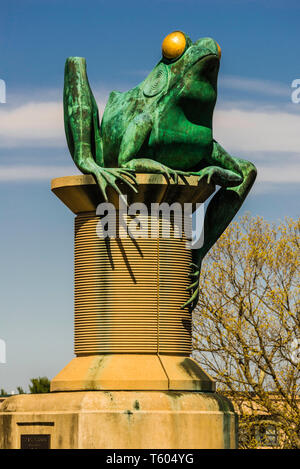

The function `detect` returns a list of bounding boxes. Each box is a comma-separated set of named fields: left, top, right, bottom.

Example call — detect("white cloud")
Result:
left=0, top=97, right=106, bottom=148
left=0, top=101, right=65, bottom=147
left=214, top=108, right=300, bottom=153
left=220, top=75, right=289, bottom=98
left=0, top=165, right=80, bottom=181
left=257, top=164, right=300, bottom=183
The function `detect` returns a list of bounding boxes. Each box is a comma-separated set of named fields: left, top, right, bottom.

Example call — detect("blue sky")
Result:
left=0, top=0, right=299, bottom=391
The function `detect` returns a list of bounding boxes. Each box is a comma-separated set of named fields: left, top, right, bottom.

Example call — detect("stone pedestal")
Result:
left=0, top=391, right=237, bottom=449
left=0, top=173, right=238, bottom=449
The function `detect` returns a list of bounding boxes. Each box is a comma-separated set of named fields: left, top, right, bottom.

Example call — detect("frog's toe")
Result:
left=118, top=167, right=136, bottom=176
left=121, top=178, right=139, bottom=194
left=197, top=172, right=209, bottom=185
left=115, top=170, right=139, bottom=192
left=93, top=172, right=109, bottom=202
left=186, top=280, right=198, bottom=291
left=181, top=288, right=199, bottom=309
left=106, top=168, right=139, bottom=194
left=162, top=167, right=179, bottom=184
left=118, top=168, right=138, bottom=182
left=101, top=171, right=123, bottom=198
left=119, top=167, right=137, bottom=178
left=161, top=168, right=172, bottom=184
left=171, top=171, right=179, bottom=184
left=188, top=271, right=200, bottom=278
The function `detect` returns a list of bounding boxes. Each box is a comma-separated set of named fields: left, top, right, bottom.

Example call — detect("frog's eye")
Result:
left=162, top=31, right=186, bottom=60
left=216, top=42, right=221, bottom=59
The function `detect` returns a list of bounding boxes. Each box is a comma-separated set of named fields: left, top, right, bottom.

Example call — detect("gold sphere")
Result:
left=162, top=31, right=186, bottom=59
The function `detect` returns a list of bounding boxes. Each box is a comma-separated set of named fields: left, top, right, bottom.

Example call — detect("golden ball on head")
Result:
left=162, top=31, right=186, bottom=59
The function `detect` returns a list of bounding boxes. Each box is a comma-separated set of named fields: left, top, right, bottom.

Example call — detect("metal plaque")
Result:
left=20, top=434, right=50, bottom=449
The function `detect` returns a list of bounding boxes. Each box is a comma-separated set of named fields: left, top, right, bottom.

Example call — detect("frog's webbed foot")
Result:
left=177, top=166, right=243, bottom=187
left=122, top=158, right=179, bottom=184
left=181, top=262, right=200, bottom=310
left=85, top=163, right=138, bottom=202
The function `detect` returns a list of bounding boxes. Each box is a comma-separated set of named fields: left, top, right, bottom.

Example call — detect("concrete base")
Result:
left=0, top=391, right=237, bottom=449
left=50, top=355, right=215, bottom=392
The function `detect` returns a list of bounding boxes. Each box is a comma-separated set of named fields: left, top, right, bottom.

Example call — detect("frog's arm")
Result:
left=182, top=140, right=257, bottom=309
left=118, top=114, right=178, bottom=182
left=64, top=57, right=103, bottom=169
left=64, top=57, right=137, bottom=200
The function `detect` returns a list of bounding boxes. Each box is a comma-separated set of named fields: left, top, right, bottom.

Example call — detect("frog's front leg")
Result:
left=64, top=57, right=137, bottom=201
left=118, top=114, right=178, bottom=182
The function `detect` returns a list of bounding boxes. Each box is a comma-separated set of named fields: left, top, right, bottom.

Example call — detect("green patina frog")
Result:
left=63, top=31, right=257, bottom=308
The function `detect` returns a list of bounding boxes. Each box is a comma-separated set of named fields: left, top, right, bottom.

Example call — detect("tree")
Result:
left=193, top=214, right=299, bottom=449
left=17, top=386, right=25, bottom=394
left=0, top=389, right=9, bottom=397
left=29, top=377, right=50, bottom=394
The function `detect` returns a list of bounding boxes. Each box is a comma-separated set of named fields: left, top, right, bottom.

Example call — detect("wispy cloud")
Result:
left=0, top=96, right=106, bottom=148
left=257, top=164, right=300, bottom=183
left=220, top=75, right=290, bottom=98
left=0, top=165, right=80, bottom=181
left=0, top=102, right=65, bottom=147
left=214, top=107, right=300, bottom=153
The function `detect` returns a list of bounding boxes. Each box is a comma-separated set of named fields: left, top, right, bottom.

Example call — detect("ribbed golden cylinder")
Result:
left=74, top=211, right=192, bottom=355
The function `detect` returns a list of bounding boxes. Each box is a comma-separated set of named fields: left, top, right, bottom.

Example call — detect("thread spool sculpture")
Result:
left=50, top=173, right=216, bottom=391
